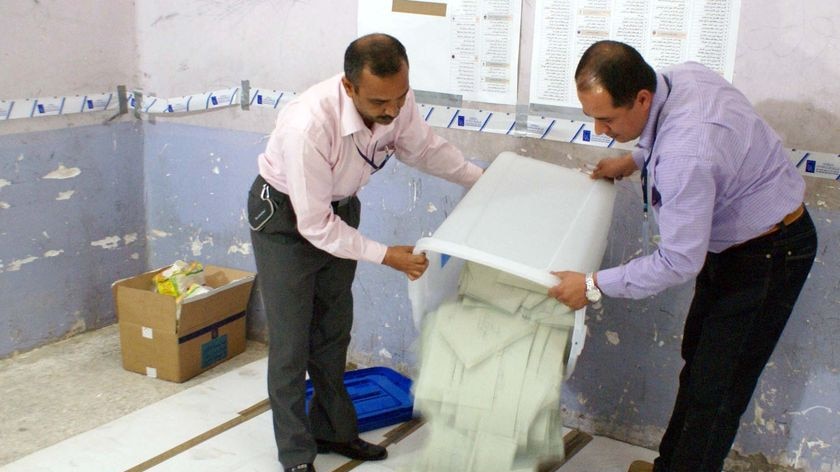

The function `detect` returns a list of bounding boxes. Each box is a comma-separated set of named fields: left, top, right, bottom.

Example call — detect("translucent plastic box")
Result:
left=409, top=151, right=616, bottom=377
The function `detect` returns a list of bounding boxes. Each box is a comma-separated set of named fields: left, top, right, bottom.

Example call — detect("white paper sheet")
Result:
left=530, top=0, right=742, bottom=108
left=358, top=0, right=522, bottom=105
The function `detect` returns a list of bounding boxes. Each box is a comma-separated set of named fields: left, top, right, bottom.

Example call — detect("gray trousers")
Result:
left=248, top=175, right=360, bottom=467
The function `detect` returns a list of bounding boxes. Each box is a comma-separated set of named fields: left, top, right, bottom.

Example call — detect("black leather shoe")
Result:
left=284, top=464, right=315, bottom=472
left=315, top=437, right=387, bottom=461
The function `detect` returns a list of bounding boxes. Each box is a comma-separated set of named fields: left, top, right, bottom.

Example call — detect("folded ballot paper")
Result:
left=407, top=152, right=616, bottom=471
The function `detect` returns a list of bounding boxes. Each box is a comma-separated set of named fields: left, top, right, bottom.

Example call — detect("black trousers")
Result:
left=248, top=175, right=361, bottom=467
left=654, top=209, right=817, bottom=472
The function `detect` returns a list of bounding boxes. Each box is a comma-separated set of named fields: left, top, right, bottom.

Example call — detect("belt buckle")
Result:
left=782, top=204, right=804, bottom=227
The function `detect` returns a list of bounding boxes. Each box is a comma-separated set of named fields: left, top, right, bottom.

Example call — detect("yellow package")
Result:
left=153, top=260, right=205, bottom=298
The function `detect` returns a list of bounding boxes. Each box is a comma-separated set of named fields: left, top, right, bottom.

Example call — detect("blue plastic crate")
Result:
left=305, top=366, right=414, bottom=432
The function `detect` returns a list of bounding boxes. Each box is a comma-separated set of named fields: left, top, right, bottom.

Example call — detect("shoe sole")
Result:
left=315, top=443, right=387, bottom=460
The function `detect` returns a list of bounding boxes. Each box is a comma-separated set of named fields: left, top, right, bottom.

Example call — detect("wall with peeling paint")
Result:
left=136, top=121, right=840, bottom=470
left=0, top=123, right=146, bottom=356
left=142, top=123, right=260, bottom=269
left=2, top=0, right=840, bottom=470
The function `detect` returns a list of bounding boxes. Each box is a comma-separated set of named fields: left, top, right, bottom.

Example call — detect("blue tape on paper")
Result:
left=447, top=109, right=460, bottom=128
left=540, top=119, right=556, bottom=139
left=479, top=112, right=492, bottom=131
left=3, top=85, right=838, bottom=182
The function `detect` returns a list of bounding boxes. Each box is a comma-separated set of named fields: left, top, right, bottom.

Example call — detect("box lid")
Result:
left=306, top=367, right=413, bottom=433
left=414, top=151, right=616, bottom=288
left=408, top=151, right=617, bottom=378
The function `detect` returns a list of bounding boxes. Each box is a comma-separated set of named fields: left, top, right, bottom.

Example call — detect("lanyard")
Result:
left=353, top=136, right=394, bottom=174
left=640, top=150, right=653, bottom=255
left=637, top=74, right=670, bottom=256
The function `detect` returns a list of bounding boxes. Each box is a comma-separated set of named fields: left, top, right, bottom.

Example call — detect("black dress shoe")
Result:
left=315, top=437, right=387, bottom=461
left=284, top=464, right=315, bottom=472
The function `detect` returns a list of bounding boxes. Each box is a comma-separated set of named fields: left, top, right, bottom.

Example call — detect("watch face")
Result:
left=586, top=289, right=602, bottom=303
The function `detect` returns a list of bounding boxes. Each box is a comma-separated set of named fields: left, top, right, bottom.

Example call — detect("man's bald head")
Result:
left=575, top=40, right=656, bottom=108
left=344, top=33, right=409, bottom=88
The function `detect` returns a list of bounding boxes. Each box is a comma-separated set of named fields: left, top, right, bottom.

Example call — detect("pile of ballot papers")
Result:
left=410, top=261, right=574, bottom=471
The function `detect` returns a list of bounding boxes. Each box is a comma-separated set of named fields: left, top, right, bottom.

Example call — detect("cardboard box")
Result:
left=112, top=264, right=255, bottom=382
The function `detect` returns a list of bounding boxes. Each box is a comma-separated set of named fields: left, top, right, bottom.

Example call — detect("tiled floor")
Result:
left=1, top=352, right=657, bottom=472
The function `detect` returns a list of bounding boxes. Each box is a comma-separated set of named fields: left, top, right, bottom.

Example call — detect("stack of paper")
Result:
left=409, top=262, right=573, bottom=472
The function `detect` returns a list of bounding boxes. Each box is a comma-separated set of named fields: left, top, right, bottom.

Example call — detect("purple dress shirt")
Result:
left=597, top=62, right=805, bottom=299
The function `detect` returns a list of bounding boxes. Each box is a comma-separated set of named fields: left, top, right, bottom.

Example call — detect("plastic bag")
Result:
left=153, top=260, right=205, bottom=298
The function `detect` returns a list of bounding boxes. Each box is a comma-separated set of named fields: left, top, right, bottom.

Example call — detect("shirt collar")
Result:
left=338, top=75, right=402, bottom=139
left=637, top=72, right=670, bottom=150
left=338, top=75, right=368, bottom=138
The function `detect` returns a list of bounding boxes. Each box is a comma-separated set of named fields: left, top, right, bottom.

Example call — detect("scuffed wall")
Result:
left=0, top=123, right=145, bottom=356
left=141, top=123, right=260, bottom=269
left=1, top=0, right=839, bottom=470
left=137, top=120, right=839, bottom=470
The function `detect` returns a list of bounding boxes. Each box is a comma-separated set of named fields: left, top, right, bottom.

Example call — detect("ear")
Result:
left=636, top=89, right=653, bottom=111
left=341, top=75, right=355, bottom=97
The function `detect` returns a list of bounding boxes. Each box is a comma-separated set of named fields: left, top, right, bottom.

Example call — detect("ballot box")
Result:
left=407, top=151, right=616, bottom=471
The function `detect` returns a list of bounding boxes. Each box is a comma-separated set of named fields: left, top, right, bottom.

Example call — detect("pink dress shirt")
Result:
left=257, top=73, right=483, bottom=264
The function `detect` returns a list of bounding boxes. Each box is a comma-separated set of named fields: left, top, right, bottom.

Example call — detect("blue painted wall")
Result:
left=140, top=122, right=468, bottom=357
left=2, top=119, right=838, bottom=469
left=0, top=123, right=145, bottom=356
left=142, top=122, right=840, bottom=468
left=142, top=123, right=260, bottom=269
left=141, top=123, right=264, bottom=339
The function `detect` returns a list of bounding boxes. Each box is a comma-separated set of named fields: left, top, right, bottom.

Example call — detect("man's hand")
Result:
left=383, top=246, right=429, bottom=280
left=591, top=153, right=638, bottom=181
left=548, top=271, right=588, bottom=310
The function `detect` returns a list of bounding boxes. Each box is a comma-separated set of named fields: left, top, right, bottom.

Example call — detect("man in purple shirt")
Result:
left=549, top=41, right=817, bottom=472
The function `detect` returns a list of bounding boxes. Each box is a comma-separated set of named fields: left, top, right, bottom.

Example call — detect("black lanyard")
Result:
left=641, top=150, right=653, bottom=215
left=640, top=75, right=670, bottom=216
left=638, top=76, right=669, bottom=254
left=353, top=137, right=394, bottom=174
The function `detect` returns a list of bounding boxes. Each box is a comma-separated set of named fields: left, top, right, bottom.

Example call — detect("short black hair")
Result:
left=344, top=33, right=409, bottom=87
left=575, top=40, right=657, bottom=108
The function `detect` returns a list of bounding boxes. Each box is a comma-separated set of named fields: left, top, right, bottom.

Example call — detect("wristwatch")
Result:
left=585, top=272, right=602, bottom=308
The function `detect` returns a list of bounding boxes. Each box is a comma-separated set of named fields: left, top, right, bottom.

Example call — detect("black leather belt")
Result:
left=256, top=174, right=353, bottom=209
left=332, top=195, right=354, bottom=208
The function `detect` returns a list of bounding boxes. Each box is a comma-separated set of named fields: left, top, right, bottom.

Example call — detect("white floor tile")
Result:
left=1, top=356, right=656, bottom=472
left=0, top=357, right=268, bottom=472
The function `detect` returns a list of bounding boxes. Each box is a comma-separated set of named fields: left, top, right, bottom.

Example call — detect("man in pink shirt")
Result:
left=247, top=33, right=483, bottom=472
